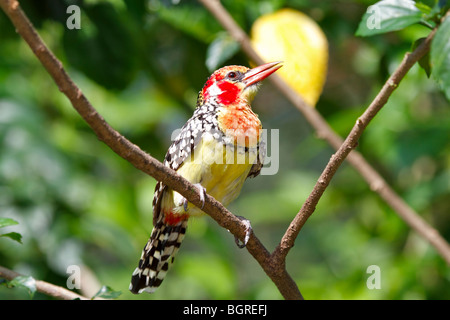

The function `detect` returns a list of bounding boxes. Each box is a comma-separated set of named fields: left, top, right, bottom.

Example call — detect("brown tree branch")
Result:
left=199, top=0, right=450, bottom=265
left=0, top=265, right=90, bottom=300
left=0, top=0, right=302, bottom=299
left=3, top=0, right=449, bottom=302
left=275, top=32, right=438, bottom=260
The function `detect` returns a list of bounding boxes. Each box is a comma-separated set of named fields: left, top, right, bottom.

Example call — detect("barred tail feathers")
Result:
left=129, top=216, right=188, bottom=294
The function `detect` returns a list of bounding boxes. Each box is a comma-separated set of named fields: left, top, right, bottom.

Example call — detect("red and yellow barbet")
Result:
left=129, top=62, right=282, bottom=294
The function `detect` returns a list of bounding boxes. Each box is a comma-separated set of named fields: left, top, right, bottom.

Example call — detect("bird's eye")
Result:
left=227, top=71, right=237, bottom=79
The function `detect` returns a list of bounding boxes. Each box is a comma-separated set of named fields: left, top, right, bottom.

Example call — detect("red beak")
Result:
left=243, top=61, right=283, bottom=87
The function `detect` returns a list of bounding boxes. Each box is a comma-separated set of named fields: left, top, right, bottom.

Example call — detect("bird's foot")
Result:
left=234, top=216, right=252, bottom=249
left=183, top=183, right=206, bottom=212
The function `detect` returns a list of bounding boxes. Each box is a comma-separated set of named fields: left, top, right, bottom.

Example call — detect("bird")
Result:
left=129, top=61, right=282, bottom=294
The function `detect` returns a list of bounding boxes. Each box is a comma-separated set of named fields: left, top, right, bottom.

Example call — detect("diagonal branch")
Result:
left=0, top=265, right=90, bottom=300
left=0, top=0, right=302, bottom=299
left=275, top=31, right=439, bottom=260
left=199, top=0, right=450, bottom=265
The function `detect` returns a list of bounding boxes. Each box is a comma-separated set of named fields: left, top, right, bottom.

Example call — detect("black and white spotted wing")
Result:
left=152, top=104, right=219, bottom=225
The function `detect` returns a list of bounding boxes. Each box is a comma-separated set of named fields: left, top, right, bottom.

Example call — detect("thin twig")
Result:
left=0, top=265, right=90, bottom=300
left=0, top=0, right=302, bottom=299
left=199, top=0, right=450, bottom=265
left=275, top=33, right=439, bottom=260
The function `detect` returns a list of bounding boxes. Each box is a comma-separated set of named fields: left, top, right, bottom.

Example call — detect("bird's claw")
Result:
left=183, top=183, right=206, bottom=212
left=234, top=216, right=252, bottom=249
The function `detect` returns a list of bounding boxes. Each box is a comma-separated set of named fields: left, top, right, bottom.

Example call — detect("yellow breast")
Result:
left=164, top=132, right=259, bottom=217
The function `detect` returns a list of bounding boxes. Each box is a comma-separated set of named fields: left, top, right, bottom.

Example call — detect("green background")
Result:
left=0, top=0, right=449, bottom=299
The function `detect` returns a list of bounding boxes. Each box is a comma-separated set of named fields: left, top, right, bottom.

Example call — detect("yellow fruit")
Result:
left=251, top=9, right=328, bottom=106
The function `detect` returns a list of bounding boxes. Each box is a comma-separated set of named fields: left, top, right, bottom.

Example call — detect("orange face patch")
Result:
left=218, top=106, right=262, bottom=147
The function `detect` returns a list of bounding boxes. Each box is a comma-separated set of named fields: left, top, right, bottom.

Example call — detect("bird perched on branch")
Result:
left=129, top=61, right=282, bottom=294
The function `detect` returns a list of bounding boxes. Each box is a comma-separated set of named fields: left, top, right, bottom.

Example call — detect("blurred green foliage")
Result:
left=0, top=0, right=449, bottom=300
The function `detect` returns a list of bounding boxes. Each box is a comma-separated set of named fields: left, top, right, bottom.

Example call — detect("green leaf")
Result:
left=356, top=0, right=423, bottom=37
left=8, top=276, right=37, bottom=298
left=157, top=3, right=221, bottom=43
left=0, top=217, right=19, bottom=228
left=0, top=232, right=23, bottom=244
left=206, top=32, right=240, bottom=72
left=431, top=15, right=450, bottom=100
left=91, top=285, right=122, bottom=299
left=415, top=2, right=432, bottom=15
left=0, top=218, right=22, bottom=243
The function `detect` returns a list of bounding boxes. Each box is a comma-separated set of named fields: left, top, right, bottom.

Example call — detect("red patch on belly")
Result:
left=163, top=211, right=189, bottom=226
